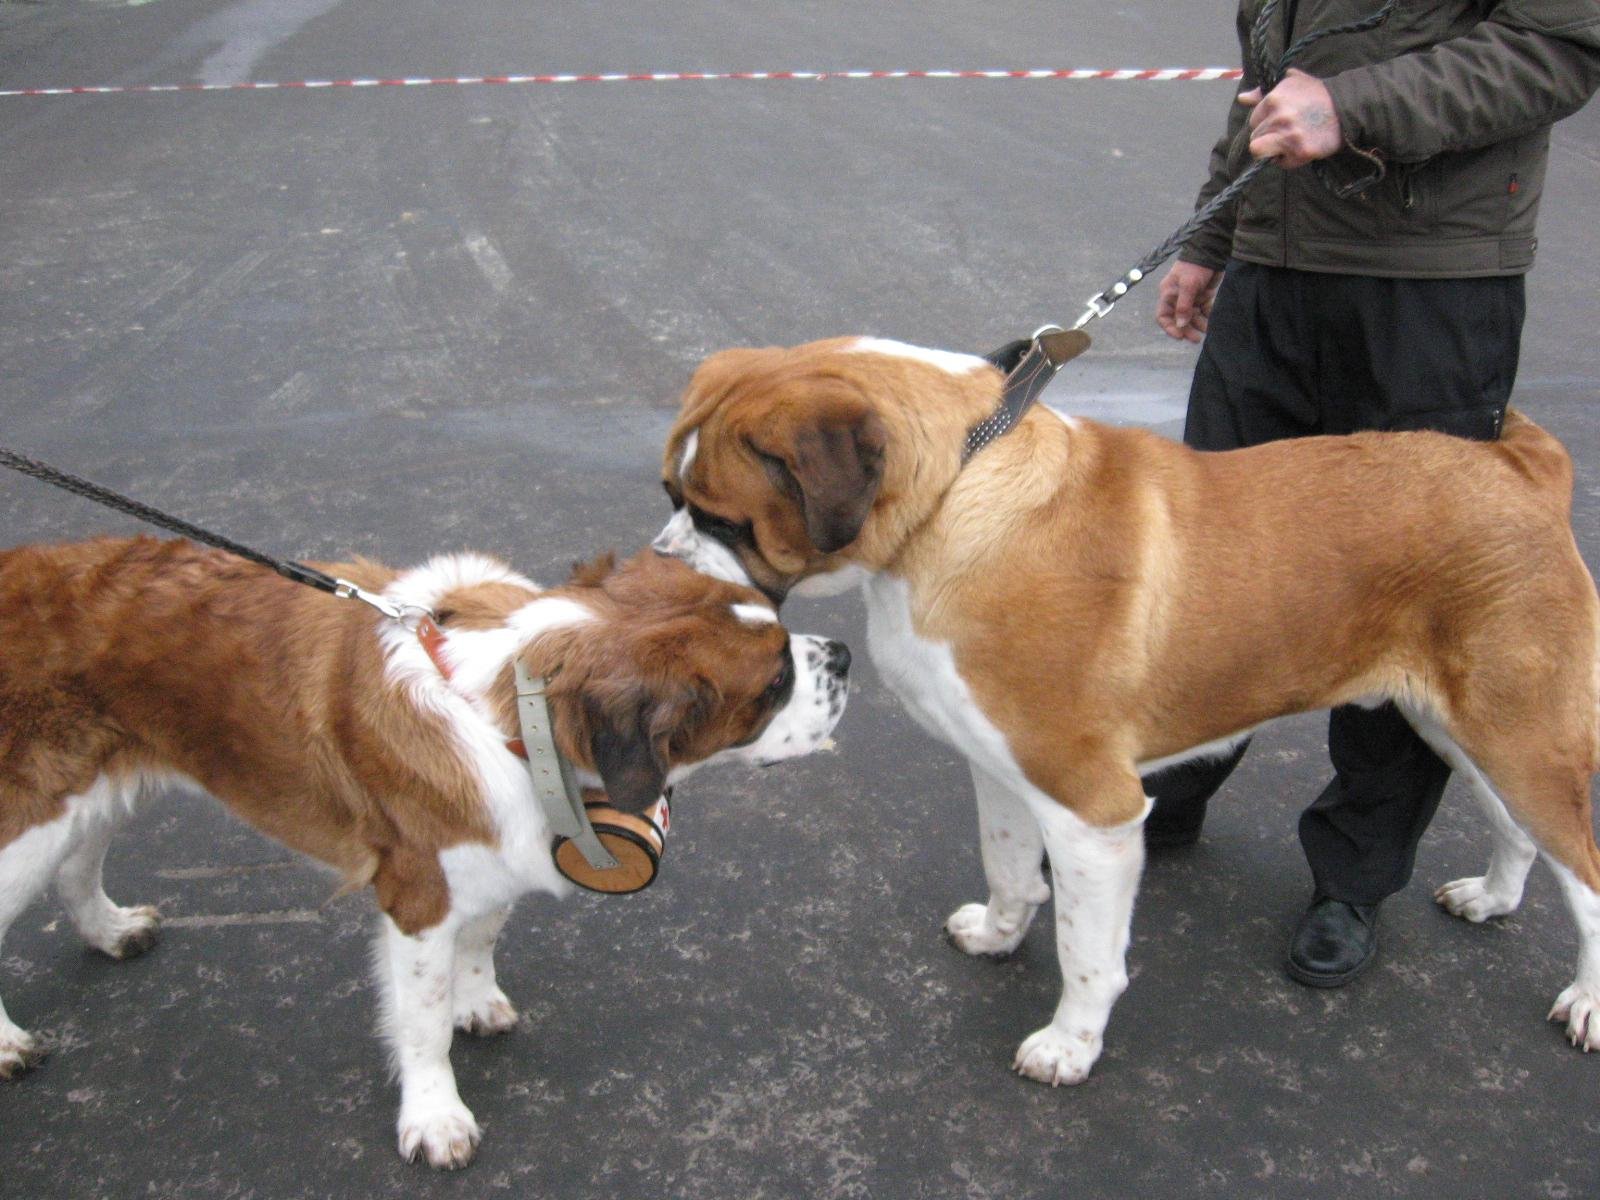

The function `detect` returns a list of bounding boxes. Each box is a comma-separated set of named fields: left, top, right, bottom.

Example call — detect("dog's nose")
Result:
left=824, top=640, right=851, bottom=675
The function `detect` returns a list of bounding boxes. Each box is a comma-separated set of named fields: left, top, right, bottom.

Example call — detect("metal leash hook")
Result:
left=332, top=579, right=435, bottom=629
left=1069, top=270, right=1143, bottom=331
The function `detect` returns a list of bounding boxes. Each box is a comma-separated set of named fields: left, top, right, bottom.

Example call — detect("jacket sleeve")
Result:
left=1180, top=5, right=1259, bottom=270
left=1323, top=1, right=1600, bottom=163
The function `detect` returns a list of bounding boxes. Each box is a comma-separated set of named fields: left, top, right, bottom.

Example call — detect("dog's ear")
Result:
left=584, top=685, right=708, bottom=813
left=566, top=552, right=618, bottom=588
left=752, top=408, right=886, bottom=553
left=588, top=704, right=668, bottom=819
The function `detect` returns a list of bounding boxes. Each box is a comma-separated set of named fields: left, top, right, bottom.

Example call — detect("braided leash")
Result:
left=1068, top=0, right=1397, bottom=330
left=0, top=445, right=423, bottom=622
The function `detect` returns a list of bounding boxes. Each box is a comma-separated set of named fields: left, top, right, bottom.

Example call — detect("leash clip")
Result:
left=333, top=578, right=433, bottom=629
left=1071, top=266, right=1145, bottom=331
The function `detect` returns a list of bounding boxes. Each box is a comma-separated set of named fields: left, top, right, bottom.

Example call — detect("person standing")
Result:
left=1148, top=0, right=1600, bottom=986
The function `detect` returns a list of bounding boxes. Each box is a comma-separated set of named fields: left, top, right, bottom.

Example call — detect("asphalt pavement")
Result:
left=2, top=3, right=1599, bottom=1198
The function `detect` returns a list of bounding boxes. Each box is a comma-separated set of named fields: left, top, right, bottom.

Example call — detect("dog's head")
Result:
left=538, top=550, right=850, bottom=813
left=651, top=340, right=895, bottom=604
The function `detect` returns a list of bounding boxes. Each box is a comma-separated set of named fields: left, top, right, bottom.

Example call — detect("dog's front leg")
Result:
left=1012, top=786, right=1148, bottom=1087
left=380, top=914, right=481, bottom=1169
left=946, top=765, right=1050, bottom=957
left=452, top=905, right=518, bottom=1036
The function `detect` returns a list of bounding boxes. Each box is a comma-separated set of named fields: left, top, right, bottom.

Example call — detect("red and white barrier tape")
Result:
left=0, top=67, right=1243, bottom=100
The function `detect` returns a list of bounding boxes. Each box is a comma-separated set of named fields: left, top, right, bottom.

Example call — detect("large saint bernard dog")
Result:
left=653, top=334, right=1600, bottom=1086
left=0, top=539, right=849, bottom=1167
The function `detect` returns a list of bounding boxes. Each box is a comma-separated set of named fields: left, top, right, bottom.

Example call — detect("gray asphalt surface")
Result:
left=2, top=3, right=1599, bottom=1198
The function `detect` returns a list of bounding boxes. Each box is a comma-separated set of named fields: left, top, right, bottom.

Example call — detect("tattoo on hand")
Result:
left=1304, top=107, right=1332, bottom=128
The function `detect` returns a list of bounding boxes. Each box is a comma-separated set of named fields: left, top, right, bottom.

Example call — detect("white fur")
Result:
left=450, top=905, right=517, bottom=1035
left=1409, top=707, right=1540, bottom=923
left=438, top=597, right=596, bottom=698
left=846, top=337, right=988, bottom=376
left=732, top=602, right=778, bottom=625
left=378, top=912, right=480, bottom=1168
left=377, top=559, right=591, bottom=906
left=652, top=507, right=749, bottom=587
left=945, top=764, right=1050, bottom=958
left=1546, top=859, right=1600, bottom=1051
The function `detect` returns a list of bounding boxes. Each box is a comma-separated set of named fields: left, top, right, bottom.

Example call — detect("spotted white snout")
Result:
left=717, top=634, right=850, bottom=770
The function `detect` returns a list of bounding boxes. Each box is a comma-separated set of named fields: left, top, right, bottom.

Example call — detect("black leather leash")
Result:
left=965, top=0, right=1397, bottom=458
left=0, top=444, right=422, bottom=622
left=1064, top=0, right=1397, bottom=333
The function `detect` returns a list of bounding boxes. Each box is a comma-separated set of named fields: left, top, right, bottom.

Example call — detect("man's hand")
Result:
left=1240, top=68, right=1342, bottom=169
left=1156, top=262, right=1222, bottom=343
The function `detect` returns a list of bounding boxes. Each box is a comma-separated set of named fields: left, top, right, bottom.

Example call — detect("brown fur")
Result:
left=663, top=341, right=1600, bottom=886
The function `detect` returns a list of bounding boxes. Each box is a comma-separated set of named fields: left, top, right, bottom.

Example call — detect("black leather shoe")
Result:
left=1286, top=897, right=1379, bottom=988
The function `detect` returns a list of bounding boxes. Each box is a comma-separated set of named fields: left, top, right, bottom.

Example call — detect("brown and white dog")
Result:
left=0, top=537, right=849, bottom=1167
left=653, top=334, right=1600, bottom=1086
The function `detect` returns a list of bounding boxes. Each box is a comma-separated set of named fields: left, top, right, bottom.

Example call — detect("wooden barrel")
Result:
left=553, top=795, right=669, bottom=894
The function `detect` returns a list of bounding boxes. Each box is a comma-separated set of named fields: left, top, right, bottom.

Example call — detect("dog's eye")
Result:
left=764, top=658, right=792, bottom=698
left=690, top=504, right=752, bottom=547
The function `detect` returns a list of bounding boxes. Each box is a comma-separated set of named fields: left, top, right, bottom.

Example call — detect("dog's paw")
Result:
left=1012, top=1025, right=1101, bottom=1087
left=1434, top=876, right=1519, bottom=923
left=85, top=904, right=162, bottom=960
left=453, top=987, right=518, bottom=1037
left=945, top=902, right=1032, bottom=959
left=1549, top=982, right=1600, bottom=1052
left=398, top=1101, right=482, bottom=1170
left=0, top=1027, right=43, bottom=1080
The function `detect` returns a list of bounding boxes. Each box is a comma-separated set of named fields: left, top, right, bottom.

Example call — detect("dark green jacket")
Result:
left=1183, top=0, right=1600, bottom=277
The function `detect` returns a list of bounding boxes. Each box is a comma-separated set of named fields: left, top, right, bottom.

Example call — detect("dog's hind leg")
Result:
left=55, top=780, right=159, bottom=960
left=1502, top=760, right=1600, bottom=1052
left=1432, top=757, right=1538, bottom=924
left=945, top=764, right=1050, bottom=959
left=451, top=905, right=517, bottom=1036
left=1408, top=704, right=1600, bottom=1049
left=0, top=800, right=85, bottom=1078
left=1546, top=852, right=1600, bottom=1051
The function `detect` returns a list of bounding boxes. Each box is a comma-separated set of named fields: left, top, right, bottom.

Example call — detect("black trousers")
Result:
left=1146, top=261, right=1526, bottom=905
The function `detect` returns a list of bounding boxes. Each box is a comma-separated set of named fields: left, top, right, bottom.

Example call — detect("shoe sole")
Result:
left=1284, top=946, right=1376, bottom=989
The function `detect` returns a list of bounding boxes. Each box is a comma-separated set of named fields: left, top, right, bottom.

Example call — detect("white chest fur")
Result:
left=861, top=575, right=1032, bottom=793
